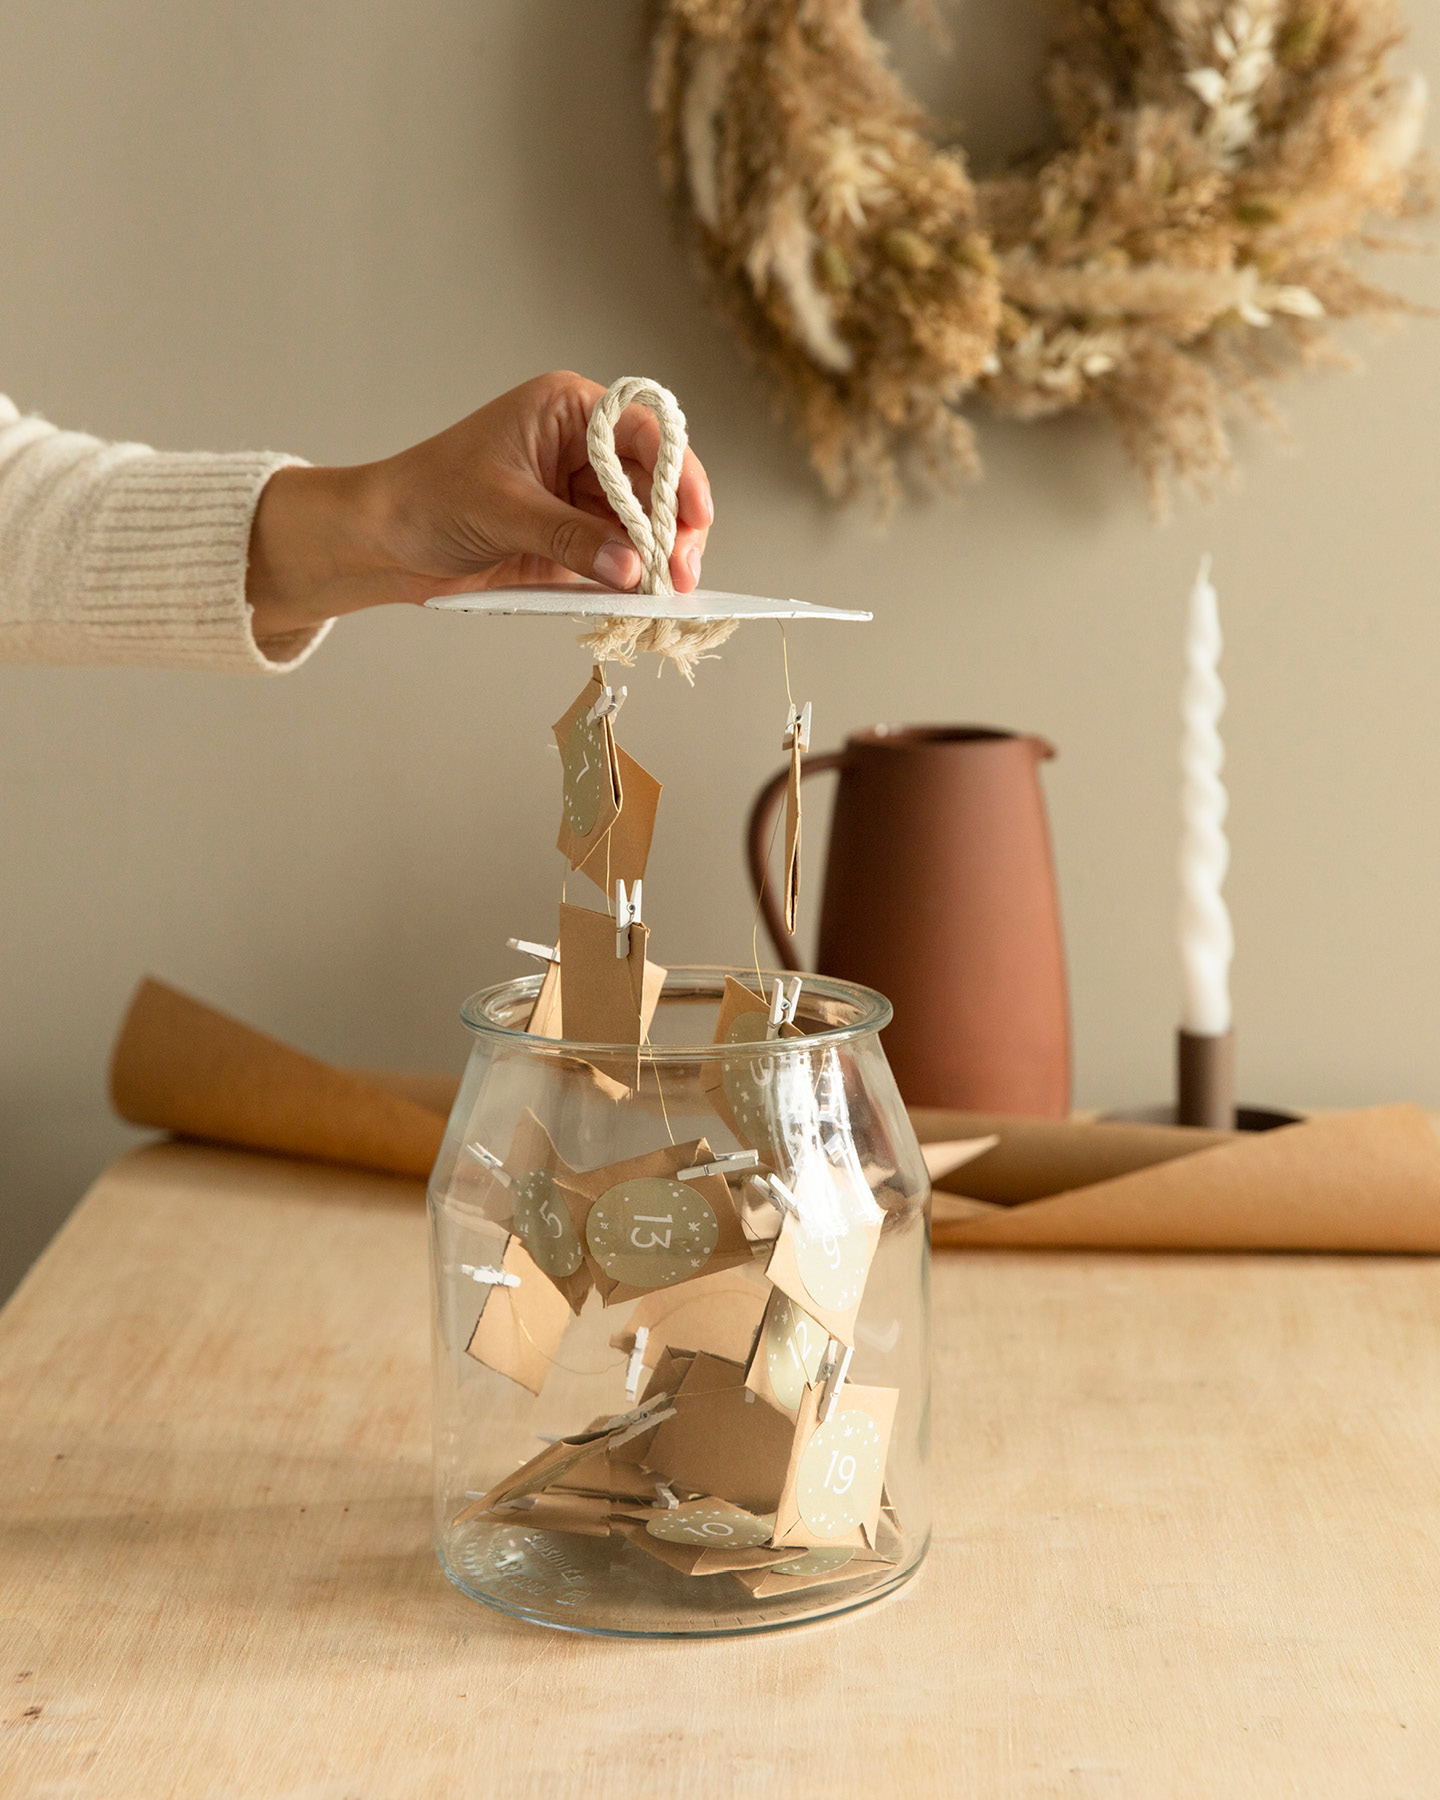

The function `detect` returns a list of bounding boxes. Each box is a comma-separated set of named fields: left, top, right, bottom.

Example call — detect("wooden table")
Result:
left=4, top=1141, right=1439, bottom=1798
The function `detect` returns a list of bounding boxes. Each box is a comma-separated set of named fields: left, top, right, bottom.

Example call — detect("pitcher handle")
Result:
left=745, top=751, right=847, bottom=971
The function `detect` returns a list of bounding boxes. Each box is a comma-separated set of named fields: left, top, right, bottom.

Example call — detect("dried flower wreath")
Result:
left=650, top=0, right=1432, bottom=510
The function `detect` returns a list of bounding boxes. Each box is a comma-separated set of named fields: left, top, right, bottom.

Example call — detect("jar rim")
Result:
left=459, top=964, right=892, bottom=1061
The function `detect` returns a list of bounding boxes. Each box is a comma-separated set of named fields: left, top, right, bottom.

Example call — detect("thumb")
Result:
left=510, top=487, right=641, bottom=590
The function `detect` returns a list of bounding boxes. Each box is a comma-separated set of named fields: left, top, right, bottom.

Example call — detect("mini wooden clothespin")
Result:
left=506, top=936, right=561, bottom=964
left=615, top=878, right=643, bottom=957
left=748, top=1171, right=800, bottom=1217
left=459, top=1263, right=522, bottom=1289
left=586, top=683, right=628, bottom=726
left=782, top=701, right=812, bottom=752
left=624, top=1325, right=650, bottom=1401
left=677, top=1148, right=760, bottom=1181
left=766, top=976, right=802, bottom=1038
left=654, top=1480, right=681, bottom=1510
left=463, top=1143, right=512, bottom=1188
left=818, top=1339, right=854, bottom=1421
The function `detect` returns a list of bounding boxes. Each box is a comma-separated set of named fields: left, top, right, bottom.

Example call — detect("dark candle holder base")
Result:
left=1099, top=1102, right=1303, bottom=1134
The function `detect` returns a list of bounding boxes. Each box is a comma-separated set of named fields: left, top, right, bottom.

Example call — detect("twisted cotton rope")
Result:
left=579, top=375, right=738, bottom=682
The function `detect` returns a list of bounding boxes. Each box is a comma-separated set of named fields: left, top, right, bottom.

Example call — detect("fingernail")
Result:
left=594, top=542, right=638, bottom=590
left=686, top=545, right=702, bottom=586
left=700, top=484, right=714, bottom=526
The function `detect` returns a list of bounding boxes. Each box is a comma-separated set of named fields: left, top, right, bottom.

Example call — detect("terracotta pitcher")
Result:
left=747, top=725, right=1070, bottom=1115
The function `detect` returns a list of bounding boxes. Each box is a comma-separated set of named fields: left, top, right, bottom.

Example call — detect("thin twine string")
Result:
left=749, top=622, right=796, bottom=993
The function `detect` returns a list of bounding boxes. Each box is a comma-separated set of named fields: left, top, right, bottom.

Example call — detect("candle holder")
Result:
left=1177, top=1028, right=1234, bottom=1130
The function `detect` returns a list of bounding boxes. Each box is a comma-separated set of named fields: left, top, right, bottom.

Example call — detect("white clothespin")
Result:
left=463, top=1143, right=512, bottom=1188
left=654, top=1481, right=680, bottom=1510
left=783, top=701, right=812, bottom=752
left=677, top=1148, right=760, bottom=1181
left=747, top=1171, right=800, bottom=1217
left=586, top=683, right=628, bottom=726
left=818, top=1339, right=854, bottom=1422
left=766, top=975, right=802, bottom=1038
left=459, top=1263, right=521, bottom=1289
left=624, top=1325, right=650, bottom=1402
left=615, top=878, right=642, bottom=957
left=506, top=937, right=560, bottom=965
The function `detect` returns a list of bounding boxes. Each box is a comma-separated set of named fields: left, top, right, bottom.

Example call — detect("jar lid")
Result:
left=424, top=585, right=871, bottom=623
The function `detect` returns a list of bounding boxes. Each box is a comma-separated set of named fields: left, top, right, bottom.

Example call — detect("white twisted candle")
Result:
left=1178, top=555, right=1234, bottom=1036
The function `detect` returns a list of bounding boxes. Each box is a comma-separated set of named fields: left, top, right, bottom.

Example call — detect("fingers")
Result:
left=500, top=482, right=642, bottom=591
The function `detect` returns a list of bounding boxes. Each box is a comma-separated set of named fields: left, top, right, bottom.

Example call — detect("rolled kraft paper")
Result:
left=919, top=1105, right=1440, bottom=1253
left=909, top=1107, right=1232, bottom=1206
left=110, top=978, right=457, bottom=1180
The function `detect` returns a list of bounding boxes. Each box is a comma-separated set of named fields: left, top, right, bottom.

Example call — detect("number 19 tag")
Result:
left=771, top=1380, right=899, bottom=1550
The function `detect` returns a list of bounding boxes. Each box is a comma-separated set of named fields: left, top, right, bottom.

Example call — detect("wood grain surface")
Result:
left=3, top=1141, right=1440, bottom=1798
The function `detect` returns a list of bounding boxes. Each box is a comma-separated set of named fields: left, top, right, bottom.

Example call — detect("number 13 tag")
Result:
left=561, top=1136, right=753, bottom=1305
left=771, top=1380, right=898, bottom=1550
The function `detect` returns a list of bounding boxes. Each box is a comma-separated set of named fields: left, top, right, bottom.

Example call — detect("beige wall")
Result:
left=3, top=0, right=1439, bottom=1299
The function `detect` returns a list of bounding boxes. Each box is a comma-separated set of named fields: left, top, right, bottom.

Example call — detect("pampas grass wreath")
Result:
left=650, top=0, right=1433, bottom=512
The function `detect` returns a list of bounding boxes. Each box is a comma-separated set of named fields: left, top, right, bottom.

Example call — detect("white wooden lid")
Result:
left=424, top=584, right=871, bottom=623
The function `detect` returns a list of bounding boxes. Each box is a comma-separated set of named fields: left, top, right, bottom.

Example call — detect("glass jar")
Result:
left=428, top=966, right=931, bottom=1637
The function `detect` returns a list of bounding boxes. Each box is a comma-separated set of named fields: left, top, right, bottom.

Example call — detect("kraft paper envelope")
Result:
left=644, top=1352, right=797, bottom=1514
left=557, top=1136, right=753, bottom=1305
left=464, top=1235, right=572, bottom=1394
left=110, top=977, right=453, bottom=1180
left=557, top=902, right=665, bottom=1045
left=552, top=676, right=662, bottom=893
left=916, top=1105, right=1440, bottom=1252
left=609, top=1261, right=770, bottom=1372
left=783, top=738, right=802, bottom=934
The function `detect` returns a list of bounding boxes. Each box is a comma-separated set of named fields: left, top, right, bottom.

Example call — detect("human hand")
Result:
left=246, top=370, right=714, bottom=642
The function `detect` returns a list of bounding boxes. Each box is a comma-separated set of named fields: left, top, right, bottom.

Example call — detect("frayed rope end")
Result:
left=577, top=615, right=741, bottom=684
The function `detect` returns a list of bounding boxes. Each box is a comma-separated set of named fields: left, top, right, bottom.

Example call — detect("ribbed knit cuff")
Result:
left=77, top=451, right=333, bottom=673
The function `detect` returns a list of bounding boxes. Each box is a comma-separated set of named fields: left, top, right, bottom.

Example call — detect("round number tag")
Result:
left=793, top=1218, right=870, bottom=1314
left=795, top=1411, right=885, bottom=1539
left=720, top=1011, right=786, bottom=1164
left=764, top=1295, right=826, bottom=1411
left=585, top=1177, right=719, bottom=1289
left=562, top=716, right=608, bottom=838
left=510, top=1170, right=582, bottom=1278
left=773, top=1545, right=855, bottom=1578
left=646, top=1504, right=775, bottom=1548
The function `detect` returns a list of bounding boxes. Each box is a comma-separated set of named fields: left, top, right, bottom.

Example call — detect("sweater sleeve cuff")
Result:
left=78, top=450, right=334, bottom=673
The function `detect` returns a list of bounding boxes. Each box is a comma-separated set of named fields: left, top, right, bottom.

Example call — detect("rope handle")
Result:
left=586, top=376, right=688, bottom=595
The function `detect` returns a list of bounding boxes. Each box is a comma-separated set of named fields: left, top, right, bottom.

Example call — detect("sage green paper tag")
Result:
left=511, top=1169, right=582, bottom=1279
left=586, top=1177, right=720, bottom=1289
left=646, top=1503, right=775, bottom=1548
left=562, top=715, right=608, bottom=838
left=795, top=1410, right=885, bottom=1539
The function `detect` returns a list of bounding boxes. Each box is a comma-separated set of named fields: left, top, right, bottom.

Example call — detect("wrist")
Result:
left=246, top=461, right=413, bottom=639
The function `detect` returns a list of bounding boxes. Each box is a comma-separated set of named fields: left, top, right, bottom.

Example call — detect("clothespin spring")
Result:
left=818, top=1339, right=854, bottom=1422
left=766, top=976, right=802, bottom=1038
left=783, top=701, right=812, bottom=753
left=587, top=684, right=628, bottom=727
left=615, top=878, right=643, bottom=958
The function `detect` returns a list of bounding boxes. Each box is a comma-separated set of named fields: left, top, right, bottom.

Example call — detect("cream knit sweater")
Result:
left=0, top=395, right=332, bottom=672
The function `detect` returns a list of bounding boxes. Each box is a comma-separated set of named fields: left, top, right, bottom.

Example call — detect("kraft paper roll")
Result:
left=110, top=983, right=1440, bottom=1248
left=912, top=1105, right=1440, bottom=1252
left=110, top=978, right=455, bottom=1180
